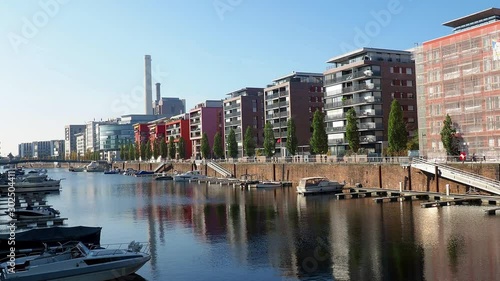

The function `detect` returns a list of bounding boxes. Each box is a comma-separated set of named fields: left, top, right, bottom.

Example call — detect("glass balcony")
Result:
left=266, top=101, right=289, bottom=110
left=325, top=71, right=381, bottom=86
left=342, top=84, right=381, bottom=94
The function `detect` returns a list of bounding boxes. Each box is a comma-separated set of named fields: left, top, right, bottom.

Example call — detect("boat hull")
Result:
left=297, top=186, right=343, bottom=195
left=0, top=185, right=60, bottom=193
left=2, top=256, right=150, bottom=281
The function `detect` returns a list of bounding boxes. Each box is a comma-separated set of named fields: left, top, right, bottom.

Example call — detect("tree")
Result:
left=286, top=117, right=298, bottom=156
left=129, top=143, right=135, bottom=160
left=120, top=145, right=125, bottom=160
left=177, top=137, right=186, bottom=159
left=140, top=142, right=147, bottom=160
left=345, top=108, right=360, bottom=153
left=388, top=99, right=408, bottom=155
left=152, top=139, right=160, bottom=160
left=145, top=140, right=153, bottom=160
left=160, top=138, right=168, bottom=159
left=213, top=132, right=224, bottom=159
left=310, top=110, right=328, bottom=154
left=168, top=136, right=176, bottom=159
left=440, top=114, right=459, bottom=155
left=243, top=126, right=256, bottom=157
left=227, top=129, right=238, bottom=158
left=407, top=134, right=419, bottom=151
left=201, top=132, right=210, bottom=159
left=7, top=153, right=13, bottom=160
left=263, top=122, right=275, bottom=157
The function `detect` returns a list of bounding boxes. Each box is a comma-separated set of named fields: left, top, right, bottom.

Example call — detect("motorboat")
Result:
left=134, top=170, right=154, bottom=177
left=154, top=173, right=173, bottom=181
left=296, top=177, right=346, bottom=195
left=123, top=168, right=137, bottom=176
left=0, top=226, right=102, bottom=256
left=103, top=169, right=120, bottom=175
left=69, top=166, right=84, bottom=172
left=7, top=206, right=60, bottom=220
left=254, top=181, right=282, bottom=188
left=0, top=240, right=151, bottom=281
left=85, top=161, right=106, bottom=173
left=173, top=170, right=206, bottom=182
left=13, top=174, right=61, bottom=189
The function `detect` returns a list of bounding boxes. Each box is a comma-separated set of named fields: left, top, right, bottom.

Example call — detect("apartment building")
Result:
left=415, top=8, right=500, bottom=158
left=189, top=100, right=223, bottom=159
left=223, top=87, right=264, bottom=158
left=264, top=72, right=324, bottom=156
left=64, top=124, right=86, bottom=158
left=165, top=113, right=192, bottom=159
left=323, top=48, right=417, bottom=156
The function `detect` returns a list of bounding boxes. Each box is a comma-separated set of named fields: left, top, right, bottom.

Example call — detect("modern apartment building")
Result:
left=75, top=133, right=86, bottom=157
left=18, top=140, right=65, bottom=159
left=165, top=113, right=192, bottom=159
left=323, top=48, right=417, bottom=156
left=415, top=8, right=500, bottom=159
left=223, top=88, right=264, bottom=158
left=18, top=142, right=33, bottom=158
left=64, top=124, right=86, bottom=158
left=264, top=72, right=324, bottom=156
left=189, top=100, right=223, bottom=159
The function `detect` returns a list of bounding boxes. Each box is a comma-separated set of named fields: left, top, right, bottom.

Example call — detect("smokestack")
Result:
left=144, top=55, right=153, bottom=115
left=155, top=83, right=161, bottom=103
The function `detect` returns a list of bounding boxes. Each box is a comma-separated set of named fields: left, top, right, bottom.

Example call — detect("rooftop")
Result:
left=443, top=7, right=500, bottom=28
left=272, top=71, right=323, bottom=82
left=326, top=47, right=412, bottom=64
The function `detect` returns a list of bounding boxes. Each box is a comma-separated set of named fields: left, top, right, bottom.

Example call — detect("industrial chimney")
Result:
left=155, top=83, right=161, bottom=103
left=144, top=55, right=153, bottom=115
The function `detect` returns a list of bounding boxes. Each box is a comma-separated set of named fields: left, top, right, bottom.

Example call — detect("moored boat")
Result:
left=254, top=181, right=282, bottom=188
left=173, top=170, right=206, bottom=182
left=154, top=173, right=173, bottom=181
left=0, top=240, right=150, bottom=281
left=296, top=177, right=345, bottom=195
left=7, top=206, right=60, bottom=220
left=134, top=170, right=154, bottom=177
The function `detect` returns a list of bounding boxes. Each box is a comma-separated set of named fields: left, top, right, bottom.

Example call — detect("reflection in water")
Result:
left=16, top=169, right=500, bottom=281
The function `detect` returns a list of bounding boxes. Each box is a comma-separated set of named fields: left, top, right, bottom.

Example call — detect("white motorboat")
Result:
left=85, top=161, right=106, bottom=173
left=173, top=170, right=206, bottom=182
left=296, top=177, right=345, bottom=195
left=7, top=206, right=60, bottom=220
left=0, top=241, right=151, bottom=281
left=254, top=181, right=282, bottom=188
left=14, top=174, right=61, bottom=189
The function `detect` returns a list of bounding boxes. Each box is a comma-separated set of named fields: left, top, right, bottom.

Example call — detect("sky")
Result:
left=0, top=0, right=498, bottom=156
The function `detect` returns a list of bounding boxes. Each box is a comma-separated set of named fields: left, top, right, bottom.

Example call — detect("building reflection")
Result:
left=130, top=181, right=500, bottom=281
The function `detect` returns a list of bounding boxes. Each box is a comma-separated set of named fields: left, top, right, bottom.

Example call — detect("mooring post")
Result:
left=408, top=164, right=412, bottom=191
left=435, top=165, right=439, bottom=193
left=399, top=182, right=402, bottom=192
left=273, top=164, right=276, bottom=181
left=446, top=184, right=450, bottom=196
left=378, top=165, right=382, bottom=188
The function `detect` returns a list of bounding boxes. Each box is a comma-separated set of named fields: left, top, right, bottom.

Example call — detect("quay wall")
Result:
left=120, top=161, right=500, bottom=195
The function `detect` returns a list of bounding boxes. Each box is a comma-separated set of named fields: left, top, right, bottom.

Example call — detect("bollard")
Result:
left=399, top=182, right=402, bottom=192
left=446, top=184, right=450, bottom=196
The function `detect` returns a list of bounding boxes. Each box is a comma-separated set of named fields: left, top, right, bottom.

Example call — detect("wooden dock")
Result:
left=0, top=217, right=67, bottom=228
left=374, top=194, right=429, bottom=203
left=420, top=198, right=483, bottom=208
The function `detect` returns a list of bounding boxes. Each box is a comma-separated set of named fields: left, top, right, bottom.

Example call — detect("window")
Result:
left=252, top=100, right=257, bottom=113
left=408, top=118, right=415, bottom=123
left=408, top=105, right=414, bottom=111
left=407, top=93, right=414, bottom=99
left=406, top=80, right=413, bottom=87
left=406, top=68, right=412, bottom=74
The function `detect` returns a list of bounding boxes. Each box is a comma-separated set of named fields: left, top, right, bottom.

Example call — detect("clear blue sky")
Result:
left=0, top=0, right=497, bottom=155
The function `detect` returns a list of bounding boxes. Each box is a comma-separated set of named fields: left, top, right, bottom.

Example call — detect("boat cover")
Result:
left=0, top=226, right=101, bottom=254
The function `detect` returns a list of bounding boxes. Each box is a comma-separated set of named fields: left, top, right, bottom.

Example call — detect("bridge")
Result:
left=411, top=158, right=500, bottom=196
left=2, top=159, right=93, bottom=165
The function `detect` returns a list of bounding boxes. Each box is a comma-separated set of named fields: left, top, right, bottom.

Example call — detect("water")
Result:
left=3, top=168, right=500, bottom=281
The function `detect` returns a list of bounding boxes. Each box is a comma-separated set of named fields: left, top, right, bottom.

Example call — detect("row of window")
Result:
left=390, top=80, right=413, bottom=86
left=389, top=67, right=413, bottom=74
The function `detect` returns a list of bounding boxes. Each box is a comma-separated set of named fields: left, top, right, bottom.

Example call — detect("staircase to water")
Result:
left=411, top=158, right=500, bottom=196
left=207, top=161, right=233, bottom=178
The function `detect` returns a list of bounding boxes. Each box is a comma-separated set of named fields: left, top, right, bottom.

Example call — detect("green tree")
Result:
left=177, top=137, right=186, bottom=159
left=152, top=139, right=160, bottom=160
left=168, top=136, right=176, bottom=159
left=201, top=132, right=210, bottom=159
left=286, top=117, right=298, bottom=156
left=345, top=108, right=360, bottom=153
left=243, top=126, right=256, bottom=157
left=160, top=138, right=168, bottom=159
left=145, top=140, right=153, bottom=160
left=129, top=143, right=135, bottom=160
left=407, top=134, right=419, bottom=151
left=120, top=145, right=125, bottom=160
left=213, top=132, right=224, bottom=159
left=440, top=114, right=459, bottom=155
left=140, top=142, right=146, bottom=160
left=310, top=110, right=328, bottom=154
left=227, top=129, right=238, bottom=158
left=263, top=122, right=275, bottom=157
left=388, top=99, right=408, bottom=155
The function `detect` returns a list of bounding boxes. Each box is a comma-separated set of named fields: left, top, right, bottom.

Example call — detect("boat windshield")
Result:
left=304, top=178, right=326, bottom=187
left=75, top=242, right=90, bottom=256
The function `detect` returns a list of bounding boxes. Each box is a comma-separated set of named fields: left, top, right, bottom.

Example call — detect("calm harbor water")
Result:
left=2, top=168, right=500, bottom=281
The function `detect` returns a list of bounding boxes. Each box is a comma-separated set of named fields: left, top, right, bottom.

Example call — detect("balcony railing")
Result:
left=224, top=111, right=241, bottom=118
left=324, top=96, right=382, bottom=109
left=326, top=126, right=346, bottom=133
left=224, top=102, right=240, bottom=110
left=328, top=139, right=344, bottom=145
left=225, top=119, right=241, bottom=126
left=358, top=122, right=384, bottom=130
left=266, top=101, right=289, bottom=110
left=342, top=84, right=381, bottom=94
left=325, top=71, right=381, bottom=85
left=265, top=91, right=289, bottom=100
left=266, top=111, right=289, bottom=119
